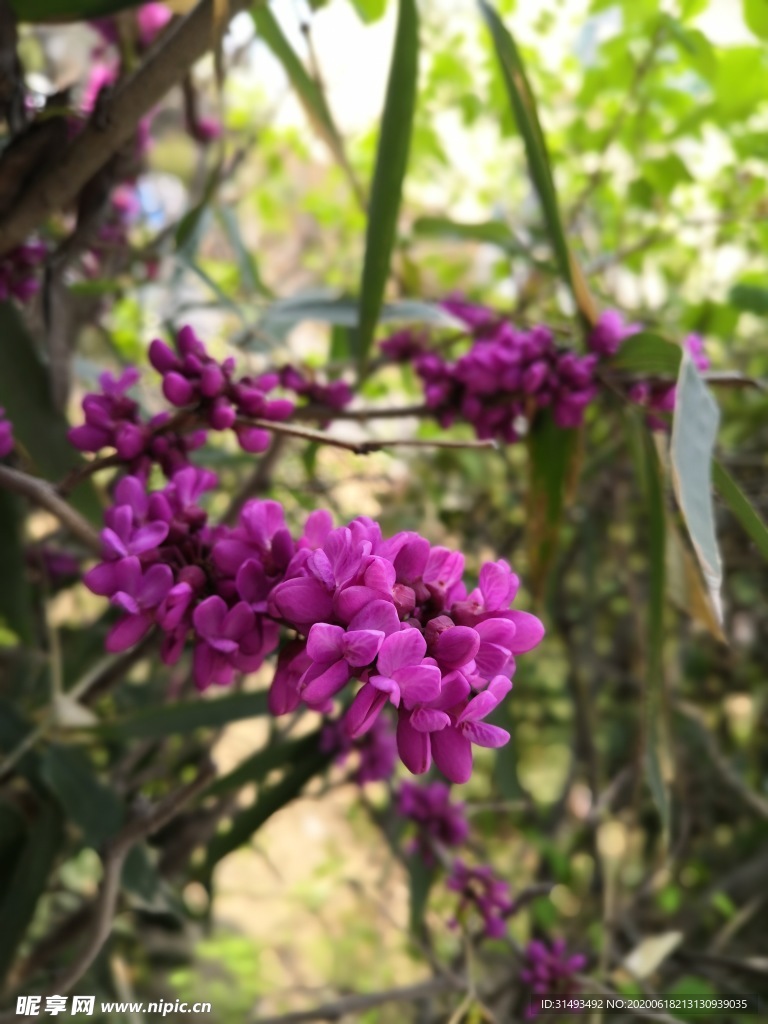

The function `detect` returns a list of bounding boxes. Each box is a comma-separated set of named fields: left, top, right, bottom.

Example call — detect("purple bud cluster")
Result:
left=0, top=241, right=46, bottom=305
left=82, top=472, right=543, bottom=783
left=447, top=859, right=516, bottom=939
left=68, top=367, right=207, bottom=476
left=521, top=938, right=587, bottom=1018
left=397, top=780, right=469, bottom=862
left=385, top=299, right=599, bottom=441
left=278, top=365, right=353, bottom=412
left=382, top=301, right=711, bottom=439
left=0, top=407, right=14, bottom=459
left=321, top=714, right=397, bottom=785
left=149, top=325, right=295, bottom=453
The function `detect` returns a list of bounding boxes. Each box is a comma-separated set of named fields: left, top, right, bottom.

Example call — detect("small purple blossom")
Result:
left=446, top=859, right=516, bottom=939
left=0, top=241, right=46, bottom=305
left=397, top=781, right=469, bottom=862
left=0, top=408, right=14, bottom=458
left=521, top=938, right=587, bottom=1018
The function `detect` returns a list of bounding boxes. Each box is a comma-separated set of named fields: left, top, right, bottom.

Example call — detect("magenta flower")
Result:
left=102, top=557, right=173, bottom=652
left=300, top=617, right=388, bottom=707
left=192, top=597, right=273, bottom=690
left=345, top=628, right=442, bottom=737
left=431, top=675, right=512, bottom=783
left=398, top=781, right=469, bottom=862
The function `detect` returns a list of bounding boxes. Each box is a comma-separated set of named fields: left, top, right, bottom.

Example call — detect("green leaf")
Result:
left=93, top=691, right=271, bottom=741
left=204, top=748, right=330, bottom=869
left=413, top=215, right=521, bottom=251
left=357, top=0, right=420, bottom=367
left=0, top=800, right=63, bottom=986
left=39, top=744, right=124, bottom=846
left=256, top=292, right=460, bottom=343
left=609, top=332, right=683, bottom=377
left=526, top=411, right=581, bottom=599
left=744, top=0, right=768, bottom=40
left=713, top=460, right=768, bottom=562
left=0, top=303, right=101, bottom=521
left=0, top=492, right=34, bottom=644
left=729, top=281, right=768, bottom=315
left=206, top=732, right=322, bottom=798
left=216, top=207, right=272, bottom=299
left=252, top=7, right=355, bottom=183
left=9, top=0, right=143, bottom=22
left=479, top=1, right=597, bottom=326
left=407, top=853, right=436, bottom=937
left=670, top=356, right=722, bottom=624
left=641, top=432, right=671, bottom=843
left=349, top=0, right=388, bottom=22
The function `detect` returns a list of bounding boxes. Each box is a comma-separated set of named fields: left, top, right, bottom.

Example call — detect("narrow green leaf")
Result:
left=413, top=215, right=522, bottom=251
left=713, top=460, right=768, bottom=562
left=407, top=853, right=436, bottom=937
left=0, top=491, right=34, bottom=644
left=479, top=1, right=597, bottom=326
left=256, top=292, right=460, bottom=343
left=39, top=745, right=124, bottom=846
left=92, top=691, right=271, bottom=740
left=0, top=801, right=63, bottom=986
left=205, top=748, right=330, bottom=869
left=357, top=0, right=420, bottom=366
left=670, top=356, right=722, bottom=623
left=252, top=7, right=354, bottom=179
left=609, top=333, right=683, bottom=377
left=216, top=207, right=272, bottom=299
left=349, top=0, right=388, bottom=23
left=206, top=732, right=322, bottom=798
left=729, top=282, right=768, bottom=315
left=10, top=0, right=143, bottom=22
left=744, top=0, right=768, bottom=40
left=526, top=411, right=581, bottom=598
left=641, top=433, right=671, bottom=842
left=0, top=303, right=101, bottom=521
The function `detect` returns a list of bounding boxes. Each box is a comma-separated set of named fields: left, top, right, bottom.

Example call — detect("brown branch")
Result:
left=0, top=0, right=261, bottom=256
left=0, top=464, right=101, bottom=553
left=241, top=417, right=498, bottom=455
left=252, top=976, right=462, bottom=1024
left=10, top=763, right=216, bottom=1006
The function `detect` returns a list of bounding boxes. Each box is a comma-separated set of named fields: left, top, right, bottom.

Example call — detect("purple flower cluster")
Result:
left=521, top=938, right=587, bottom=1018
left=447, top=859, right=516, bottom=938
left=321, top=714, right=397, bottom=785
left=0, top=241, right=46, bottom=305
left=83, top=475, right=543, bottom=781
left=278, top=365, right=353, bottom=412
left=68, top=367, right=206, bottom=476
left=382, top=301, right=711, bottom=440
left=149, top=325, right=294, bottom=453
left=0, top=408, right=14, bottom=459
left=269, top=529, right=544, bottom=784
left=385, top=300, right=599, bottom=440
left=397, top=780, right=469, bottom=862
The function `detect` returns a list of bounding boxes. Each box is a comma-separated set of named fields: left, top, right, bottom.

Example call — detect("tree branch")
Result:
left=0, top=464, right=101, bottom=553
left=0, top=0, right=261, bottom=256
left=252, top=976, right=462, bottom=1024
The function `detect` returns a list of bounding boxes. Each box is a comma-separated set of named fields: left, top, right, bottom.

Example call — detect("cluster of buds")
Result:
left=397, top=780, right=469, bottom=862
left=521, top=938, right=588, bottom=1018
left=0, top=241, right=47, bottom=305
left=381, top=299, right=710, bottom=440
left=0, top=407, right=14, bottom=458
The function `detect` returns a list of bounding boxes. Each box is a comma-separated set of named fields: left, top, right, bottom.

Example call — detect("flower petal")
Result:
left=306, top=623, right=345, bottom=663
left=377, top=626, right=426, bottom=676
left=461, top=721, right=510, bottom=748
left=431, top=726, right=473, bottom=784
left=396, top=712, right=432, bottom=775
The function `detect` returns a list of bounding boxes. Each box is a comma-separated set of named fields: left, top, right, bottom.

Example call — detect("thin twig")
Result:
left=241, top=417, right=498, bottom=455
left=0, top=0, right=265, bottom=256
left=0, top=464, right=101, bottom=554
left=252, top=976, right=462, bottom=1024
